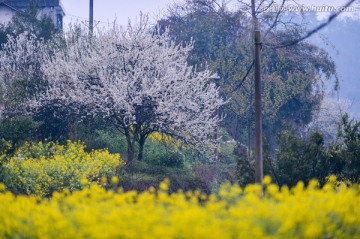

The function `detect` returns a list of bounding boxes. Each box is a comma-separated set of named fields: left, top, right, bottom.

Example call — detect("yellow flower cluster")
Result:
left=0, top=177, right=359, bottom=238
left=2, top=141, right=124, bottom=197
left=148, top=132, right=182, bottom=149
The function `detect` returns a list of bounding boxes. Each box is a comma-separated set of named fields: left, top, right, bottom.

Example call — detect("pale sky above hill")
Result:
left=61, top=0, right=359, bottom=28
left=61, top=0, right=175, bottom=27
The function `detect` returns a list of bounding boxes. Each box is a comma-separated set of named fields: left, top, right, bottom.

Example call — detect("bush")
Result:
left=81, top=128, right=127, bottom=155
left=0, top=140, right=124, bottom=197
left=330, top=114, right=360, bottom=183
left=0, top=116, right=41, bottom=147
left=276, top=131, right=331, bottom=187
left=274, top=115, right=360, bottom=187
left=145, top=150, right=184, bottom=168
left=144, top=138, right=184, bottom=168
left=120, top=160, right=210, bottom=194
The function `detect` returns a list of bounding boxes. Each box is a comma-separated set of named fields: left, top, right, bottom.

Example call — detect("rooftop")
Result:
left=0, top=0, right=61, bottom=8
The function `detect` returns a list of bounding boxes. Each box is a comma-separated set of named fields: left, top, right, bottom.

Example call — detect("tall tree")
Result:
left=160, top=0, right=338, bottom=144
left=0, top=32, right=49, bottom=116
left=27, top=16, right=224, bottom=164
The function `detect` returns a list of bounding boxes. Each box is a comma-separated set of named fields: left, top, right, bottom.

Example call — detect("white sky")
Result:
left=61, top=0, right=359, bottom=28
left=61, top=0, right=176, bottom=27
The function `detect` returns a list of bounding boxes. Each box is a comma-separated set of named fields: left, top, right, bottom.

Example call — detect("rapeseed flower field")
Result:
left=0, top=176, right=359, bottom=238
left=1, top=141, right=124, bottom=197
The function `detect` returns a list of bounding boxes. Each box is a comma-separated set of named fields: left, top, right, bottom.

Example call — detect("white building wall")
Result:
left=40, top=6, right=64, bottom=29
left=0, top=5, right=64, bottom=28
left=0, top=7, right=15, bottom=25
left=38, top=7, right=56, bottom=24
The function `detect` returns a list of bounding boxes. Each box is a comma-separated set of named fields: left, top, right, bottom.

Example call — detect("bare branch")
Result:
left=263, top=0, right=286, bottom=38
left=231, top=60, right=254, bottom=93
left=263, top=0, right=356, bottom=49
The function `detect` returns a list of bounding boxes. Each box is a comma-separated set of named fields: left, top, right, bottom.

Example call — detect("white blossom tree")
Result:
left=31, top=16, right=225, bottom=163
left=0, top=32, right=49, bottom=117
left=303, top=95, right=352, bottom=145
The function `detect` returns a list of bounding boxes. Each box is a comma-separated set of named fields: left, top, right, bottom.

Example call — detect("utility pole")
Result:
left=89, top=0, right=94, bottom=34
left=251, top=0, right=263, bottom=185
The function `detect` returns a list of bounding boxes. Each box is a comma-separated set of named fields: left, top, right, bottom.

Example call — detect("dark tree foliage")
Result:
left=159, top=0, right=338, bottom=147
left=0, top=116, right=41, bottom=149
left=0, top=25, right=11, bottom=48
left=273, top=114, right=360, bottom=187
left=275, top=131, right=331, bottom=187
left=330, top=114, right=360, bottom=183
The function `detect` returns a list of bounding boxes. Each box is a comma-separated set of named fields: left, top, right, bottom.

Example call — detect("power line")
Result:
left=66, top=13, right=87, bottom=20
left=231, top=0, right=357, bottom=93
left=65, top=13, right=109, bottom=25
left=262, top=0, right=357, bottom=49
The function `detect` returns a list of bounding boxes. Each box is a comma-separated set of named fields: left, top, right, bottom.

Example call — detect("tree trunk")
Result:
left=137, top=136, right=146, bottom=161
left=126, top=134, right=135, bottom=169
left=251, top=0, right=263, bottom=185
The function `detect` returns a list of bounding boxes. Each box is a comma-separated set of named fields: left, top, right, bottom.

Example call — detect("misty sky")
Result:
left=61, top=0, right=175, bottom=27
left=61, top=0, right=359, bottom=27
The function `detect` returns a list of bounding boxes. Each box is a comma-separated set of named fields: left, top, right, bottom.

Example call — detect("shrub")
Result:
left=120, top=160, right=210, bottom=194
left=330, top=114, right=360, bottom=183
left=1, top=141, right=124, bottom=197
left=0, top=116, right=41, bottom=147
left=82, top=128, right=127, bottom=155
left=145, top=150, right=184, bottom=168
left=144, top=136, right=184, bottom=168
left=274, top=115, right=360, bottom=187
left=275, top=131, right=332, bottom=186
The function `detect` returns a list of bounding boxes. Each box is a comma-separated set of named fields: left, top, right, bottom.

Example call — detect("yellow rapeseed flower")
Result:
left=263, top=175, right=272, bottom=185
left=80, top=178, right=89, bottom=185
left=101, top=176, right=107, bottom=185
left=159, top=179, right=170, bottom=191
left=111, top=176, right=119, bottom=185
left=3, top=141, right=124, bottom=197
left=0, top=180, right=359, bottom=238
left=327, top=175, right=337, bottom=183
left=0, top=183, right=6, bottom=192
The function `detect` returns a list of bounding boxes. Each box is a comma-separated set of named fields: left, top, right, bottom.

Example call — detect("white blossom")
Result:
left=304, top=95, right=352, bottom=144
left=30, top=15, right=225, bottom=160
left=0, top=32, right=49, bottom=116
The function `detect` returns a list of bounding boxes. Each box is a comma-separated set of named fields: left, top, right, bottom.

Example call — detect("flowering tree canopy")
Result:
left=303, top=96, right=352, bottom=145
left=0, top=32, right=49, bottom=116
left=30, top=16, right=225, bottom=162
